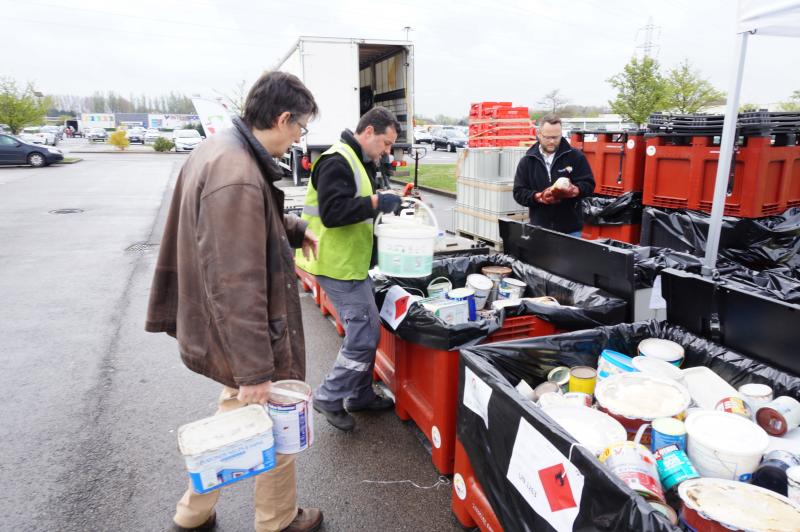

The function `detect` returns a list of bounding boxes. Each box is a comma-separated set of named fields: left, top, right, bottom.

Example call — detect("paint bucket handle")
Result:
left=374, top=197, right=439, bottom=232
left=269, top=387, right=311, bottom=402
left=634, top=423, right=650, bottom=445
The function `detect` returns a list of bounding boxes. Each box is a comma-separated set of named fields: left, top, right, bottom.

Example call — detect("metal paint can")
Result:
left=756, top=396, right=800, bottom=436
left=648, top=501, right=678, bottom=525
left=751, top=450, right=800, bottom=497
left=446, top=287, right=477, bottom=321
left=532, top=381, right=562, bottom=402
left=547, top=366, right=571, bottom=392
left=654, top=444, right=699, bottom=491
left=268, top=380, right=314, bottom=454
left=651, top=417, right=687, bottom=453
left=715, top=396, right=752, bottom=419
left=599, top=440, right=665, bottom=503
left=568, top=366, right=597, bottom=395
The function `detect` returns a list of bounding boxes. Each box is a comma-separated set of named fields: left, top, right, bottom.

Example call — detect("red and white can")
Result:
left=756, top=396, right=800, bottom=436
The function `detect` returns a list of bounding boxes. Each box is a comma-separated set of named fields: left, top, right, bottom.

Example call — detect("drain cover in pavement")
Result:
left=125, top=242, right=159, bottom=253
left=49, top=208, right=84, bottom=214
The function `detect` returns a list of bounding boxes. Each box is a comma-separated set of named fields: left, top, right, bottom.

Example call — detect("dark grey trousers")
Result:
left=314, top=275, right=381, bottom=410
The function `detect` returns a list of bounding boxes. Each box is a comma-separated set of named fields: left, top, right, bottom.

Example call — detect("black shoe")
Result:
left=313, top=402, right=355, bottom=431
left=345, top=395, right=395, bottom=412
left=172, top=511, right=216, bottom=531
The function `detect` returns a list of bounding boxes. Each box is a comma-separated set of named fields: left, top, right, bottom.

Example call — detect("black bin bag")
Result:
left=372, top=254, right=628, bottom=351
left=582, top=191, right=644, bottom=226
left=457, top=320, right=800, bottom=532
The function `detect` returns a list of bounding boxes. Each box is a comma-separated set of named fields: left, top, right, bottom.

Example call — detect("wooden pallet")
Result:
left=455, top=229, right=504, bottom=251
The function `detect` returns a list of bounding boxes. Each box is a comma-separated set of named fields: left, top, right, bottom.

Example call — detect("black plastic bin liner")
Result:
left=721, top=267, right=800, bottom=304
left=641, top=207, right=800, bottom=271
left=457, top=320, right=800, bottom=532
left=372, top=254, right=628, bottom=351
left=582, top=192, right=644, bottom=226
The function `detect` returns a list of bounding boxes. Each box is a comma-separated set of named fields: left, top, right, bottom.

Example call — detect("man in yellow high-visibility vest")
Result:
left=296, top=107, right=402, bottom=431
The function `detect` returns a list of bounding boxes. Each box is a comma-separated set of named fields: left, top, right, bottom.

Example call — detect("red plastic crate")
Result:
left=470, top=101, right=512, bottom=118
left=294, top=265, right=321, bottom=306
left=394, top=314, right=560, bottom=474
left=319, top=288, right=344, bottom=337
left=491, top=106, right=530, bottom=120
left=571, top=132, right=646, bottom=196
left=452, top=439, right=504, bottom=531
left=643, top=135, right=799, bottom=217
left=581, top=223, right=641, bottom=245
left=374, top=324, right=401, bottom=395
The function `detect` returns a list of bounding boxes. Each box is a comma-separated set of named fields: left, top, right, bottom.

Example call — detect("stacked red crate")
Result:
left=570, top=131, right=647, bottom=196
left=468, top=102, right=536, bottom=148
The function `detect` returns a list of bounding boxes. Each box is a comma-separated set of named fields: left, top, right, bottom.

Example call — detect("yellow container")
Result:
left=569, top=366, right=598, bottom=395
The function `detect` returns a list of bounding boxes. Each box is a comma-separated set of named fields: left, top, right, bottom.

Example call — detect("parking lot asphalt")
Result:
left=0, top=153, right=462, bottom=531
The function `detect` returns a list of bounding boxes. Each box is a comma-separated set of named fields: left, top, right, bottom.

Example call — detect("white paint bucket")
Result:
left=426, top=276, right=452, bottom=299
left=738, top=383, right=773, bottom=418
left=268, top=380, right=314, bottom=454
left=466, top=273, right=493, bottom=310
left=637, top=338, right=685, bottom=367
left=447, top=287, right=477, bottom=321
left=374, top=198, right=439, bottom=278
left=178, top=404, right=276, bottom=494
left=684, top=410, right=769, bottom=482
left=498, top=277, right=526, bottom=300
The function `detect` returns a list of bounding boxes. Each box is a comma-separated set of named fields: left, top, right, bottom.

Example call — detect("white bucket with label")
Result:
left=268, top=380, right=314, bottom=455
left=498, top=277, right=526, bottom=300
left=427, top=276, right=452, bottom=299
left=178, top=404, right=276, bottom=494
left=466, top=273, right=493, bottom=310
left=374, top=198, right=439, bottom=278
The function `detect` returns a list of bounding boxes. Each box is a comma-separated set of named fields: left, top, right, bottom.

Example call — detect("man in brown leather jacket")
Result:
left=146, top=71, right=323, bottom=532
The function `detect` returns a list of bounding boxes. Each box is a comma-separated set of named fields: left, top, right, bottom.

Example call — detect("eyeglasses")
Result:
left=540, top=135, right=561, bottom=141
left=290, top=114, right=308, bottom=136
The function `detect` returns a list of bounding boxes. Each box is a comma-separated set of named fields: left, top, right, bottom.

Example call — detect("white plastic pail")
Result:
left=374, top=198, right=439, bottom=278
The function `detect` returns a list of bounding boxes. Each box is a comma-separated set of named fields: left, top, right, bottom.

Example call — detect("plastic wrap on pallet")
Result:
left=457, top=320, right=800, bottom=532
left=372, top=254, right=627, bottom=351
left=582, top=192, right=643, bottom=225
left=641, top=207, right=800, bottom=271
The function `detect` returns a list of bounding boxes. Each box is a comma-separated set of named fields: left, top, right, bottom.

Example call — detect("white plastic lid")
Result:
left=595, top=372, right=690, bottom=419
left=631, top=356, right=684, bottom=381
left=466, top=273, right=493, bottom=290
left=178, top=404, right=273, bottom=456
left=638, top=338, right=685, bottom=362
left=685, top=410, right=769, bottom=456
left=543, top=405, right=627, bottom=455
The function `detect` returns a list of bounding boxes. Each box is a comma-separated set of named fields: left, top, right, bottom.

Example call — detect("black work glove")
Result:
left=377, top=192, right=402, bottom=214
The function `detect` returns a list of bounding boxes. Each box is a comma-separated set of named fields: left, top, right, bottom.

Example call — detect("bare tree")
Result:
left=538, top=89, right=569, bottom=114
left=215, top=79, right=249, bottom=114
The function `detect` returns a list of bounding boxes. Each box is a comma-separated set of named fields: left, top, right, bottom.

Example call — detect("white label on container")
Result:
left=379, top=285, right=420, bottom=330
left=454, top=473, right=467, bottom=500
left=507, top=418, right=584, bottom=531
left=431, top=426, right=442, bottom=449
left=647, top=145, right=656, bottom=156
left=463, top=367, right=493, bottom=429
left=627, top=139, right=635, bottom=150
left=649, top=275, right=667, bottom=310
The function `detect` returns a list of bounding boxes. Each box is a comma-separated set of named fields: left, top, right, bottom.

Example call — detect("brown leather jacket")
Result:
left=145, top=118, right=308, bottom=387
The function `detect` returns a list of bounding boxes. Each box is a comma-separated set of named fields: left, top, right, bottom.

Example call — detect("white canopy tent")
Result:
left=702, top=0, right=800, bottom=273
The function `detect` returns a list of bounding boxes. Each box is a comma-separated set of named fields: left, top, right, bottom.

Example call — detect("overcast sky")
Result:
left=3, top=0, right=799, bottom=117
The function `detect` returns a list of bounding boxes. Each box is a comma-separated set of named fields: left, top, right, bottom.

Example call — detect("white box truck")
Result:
left=274, top=36, right=414, bottom=185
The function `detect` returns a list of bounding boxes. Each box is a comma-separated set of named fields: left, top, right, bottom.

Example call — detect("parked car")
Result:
left=144, top=128, right=163, bottom=144
left=0, top=124, right=12, bottom=134
left=431, top=127, right=467, bottom=152
left=414, top=127, right=433, bottom=144
left=87, top=128, right=108, bottom=142
left=20, top=126, right=56, bottom=146
left=172, top=129, right=203, bottom=152
left=0, top=134, right=63, bottom=167
left=41, top=125, right=63, bottom=142
left=126, top=127, right=145, bottom=144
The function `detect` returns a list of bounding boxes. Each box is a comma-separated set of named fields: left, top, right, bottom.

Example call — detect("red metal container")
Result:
left=571, top=132, right=647, bottom=196
left=581, top=223, right=641, bottom=245
left=393, top=315, right=559, bottom=474
left=452, top=439, right=504, bottom=531
left=643, top=135, right=800, bottom=218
